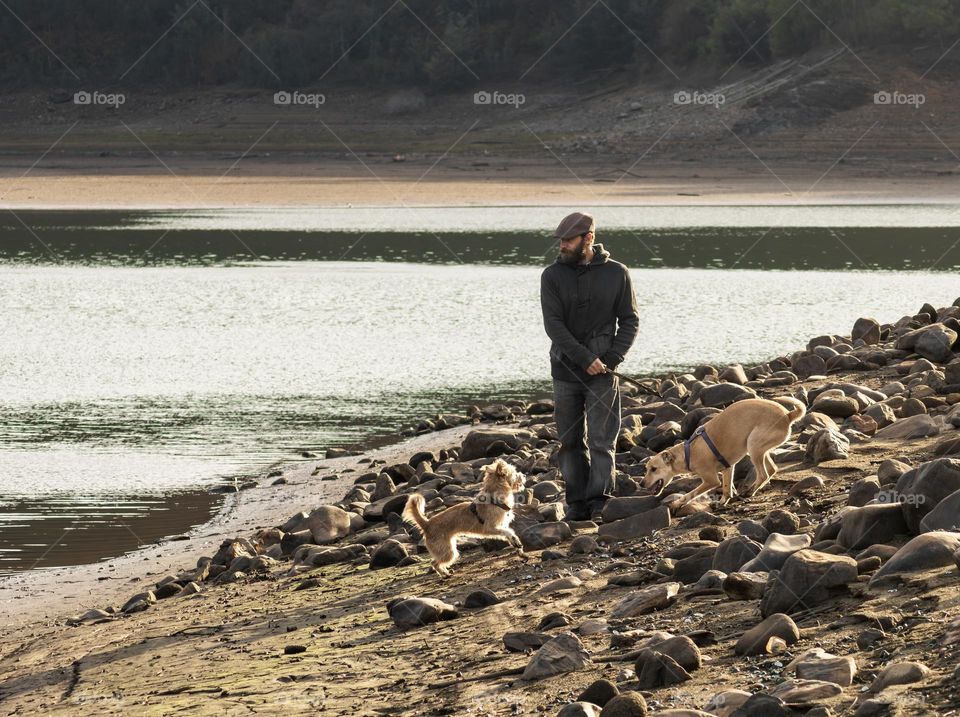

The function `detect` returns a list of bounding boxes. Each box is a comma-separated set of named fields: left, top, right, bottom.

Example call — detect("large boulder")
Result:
left=919, top=488, right=960, bottom=532
left=870, top=531, right=960, bottom=582
left=852, top=317, right=881, bottom=345
left=712, top=535, right=763, bottom=573
left=699, top=383, right=756, bottom=409
left=735, top=613, right=800, bottom=656
left=805, top=428, right=850, bottom=464
left=836, top=503, right=910, bottom=550
left=307, top=505, right=353, bottom=544
left=598, top=506, right=671, bottom=542
left=895, top=458, right=960, bottom=533
left=387, top=596, right=458, bottom=630
left=522, top=632, right=592, bottom=681
left=741, top=533, right=811, bottom=572
left=874, top=414, right=942, bottom=441
left=521, top=521, right=572, bottom=550
left=896, top=322, right=958, bottom=363
left=610, top=583, right=680, bottom=619
left=601, top=496, right=662, bottom=523
left=460, top=428, right=534, bottom=461
left=760, top=550, right=858, bottom=616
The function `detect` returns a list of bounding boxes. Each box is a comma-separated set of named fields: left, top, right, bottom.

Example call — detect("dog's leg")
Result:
left=719, top=466, right=735, bottom=505
left=747, top=451, right=771, bottom=497
left=676, top=473, right=720, bottom=506
left=496, top=527, right=526, bottom=559
left=429, top=536, right=457, bottom=577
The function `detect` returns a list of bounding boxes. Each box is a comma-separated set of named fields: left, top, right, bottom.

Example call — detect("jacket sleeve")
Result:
left=604, top=267, right=639, bottom=366
left=540, top=270, right=596, bottom=369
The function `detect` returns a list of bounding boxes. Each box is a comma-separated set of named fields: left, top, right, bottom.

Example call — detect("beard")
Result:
left=558, top=240, right=585, bottom=265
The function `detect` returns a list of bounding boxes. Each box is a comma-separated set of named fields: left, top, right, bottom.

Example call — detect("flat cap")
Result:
left=554, top=211, right=595, bottom=239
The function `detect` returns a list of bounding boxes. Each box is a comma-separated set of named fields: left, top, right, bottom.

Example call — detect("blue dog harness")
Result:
left=684, top=425, right=731, bottom=471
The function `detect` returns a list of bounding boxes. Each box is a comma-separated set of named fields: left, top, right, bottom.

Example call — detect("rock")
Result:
left=762, top=510, right=800, bottom=535
left=297, top=543, right=368, bottom=567
left=793, top=353, right=828, bottom=379
left=699, top=383, right=756, bottom=408
left=460, top=428, right=533, bottom=461
left=598, top=506, right=671, bottom=541
left=372, top=472, right=397, bottom=501
left=766, top=679, right=842, bottom=704
left=570, top=535, right=600, bottom=554
left=504, top=631, right=552, bottom=652
left=521, top=521, right=573, bottom=550
left=66, top=608, right=115, bottom=626
left=874, top=414, right=941, bottom=441
left=730, top=693, right=792, bottom=717
left=577, top=678, right=619, bottom=707
left=837, top=504, right=909, bottom=550
left=895, top=458, right=960, bottom=532
left=812, top=393, right=859, bottom=418
left=719, top=364, right=749, bottom=384
left=712, top=535, right=763, bottom=573
left=539, top=576, right=583, bottom=594
left=558, top=703, right=602, bottom=717
left=870, top=531, right=960, bottom=582
left=672, top=547, right=718, bottom=584
left=705, top=690, right=752, bottom=717
left=645, top=635, right=701, bottom=672
left=387, top=596, right=458, bottom=630
left=723, top=571, right=768, bottom=600
left=852, top=317, right=881, bottom=345
left=578, top=619, right=609, bottom=636
left=919, top=488, right=960, bottom=532
left=741, top=533, right=811, bottom=572
left=602, top=496, right=662, bottom=522
left=463, top=587, right=501, bottom=608
left=760, top=550, right=857, bottom=616
left=369, top=539, right=409, bottom=569
left=735, top=613, right=800, bottom=656
left=788, top=475, right=826, bottom=496
left=805, top=428, right=850, bottom=464
left=599, top=691, right=648, bottom=716
left=634, top=649, right=691, bottom=688
left=848, top=477, right=881, bottom=507
left=914, top=323, right=958, bottom=363
left=307, top=505, right=353, bottom=543
left=521, top=632, right=591, bottom=681
left=787, top=647, right=857, bottom=686
left=610, top=582, right=681, bottom=618
left=534, top=481, right=562, bottom=501
left=867, top=661, right=929, bottom=693
left=877, top=459, right=911, bottom=484
left=537, top=612, right=572, bottom=630
left=122, top=591, right=157, bottom=613
left=863, top=403, right=897, bottom=429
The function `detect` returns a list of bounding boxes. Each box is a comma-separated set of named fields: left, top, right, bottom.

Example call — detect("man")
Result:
left=540, top=212, right=640, bottom=522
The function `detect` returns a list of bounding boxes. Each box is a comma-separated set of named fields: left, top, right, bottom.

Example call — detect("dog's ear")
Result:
left=662, top=450, right=675, bottom=466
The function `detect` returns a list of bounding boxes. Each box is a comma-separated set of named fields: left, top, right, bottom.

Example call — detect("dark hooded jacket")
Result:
left=540, top=242, right=639, bottom=383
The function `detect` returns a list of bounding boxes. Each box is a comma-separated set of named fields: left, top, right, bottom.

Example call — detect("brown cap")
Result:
left=554, top=211, right=595, bottom=239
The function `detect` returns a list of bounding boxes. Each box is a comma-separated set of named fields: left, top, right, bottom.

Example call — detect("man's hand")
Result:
left=586, top=358, right=608, bottom=376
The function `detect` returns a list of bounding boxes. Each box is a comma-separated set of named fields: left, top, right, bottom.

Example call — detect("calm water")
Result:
left=1, top=206, right=959, bottom=573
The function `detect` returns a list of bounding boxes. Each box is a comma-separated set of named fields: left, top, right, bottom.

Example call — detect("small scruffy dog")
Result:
left=402, top=457, right=525, bottom=576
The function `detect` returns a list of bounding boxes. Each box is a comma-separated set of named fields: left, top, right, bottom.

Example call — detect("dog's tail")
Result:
left=402, top=494, right=430, bottom=532
left=774, top=396, right=807, bottom=424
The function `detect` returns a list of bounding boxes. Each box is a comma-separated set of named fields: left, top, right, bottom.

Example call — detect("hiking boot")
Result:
left=564, top=502, right=590, bottom=522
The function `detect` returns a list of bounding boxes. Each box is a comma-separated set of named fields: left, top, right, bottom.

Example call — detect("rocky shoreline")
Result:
left=3, top=301, right=960, bottom=716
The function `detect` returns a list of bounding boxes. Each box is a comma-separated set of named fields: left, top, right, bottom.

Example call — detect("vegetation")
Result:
left=1, top=0, right=958, bottom=89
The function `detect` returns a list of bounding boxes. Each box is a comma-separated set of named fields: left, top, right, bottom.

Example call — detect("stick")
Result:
left=428, top=665, right=525, bottom=689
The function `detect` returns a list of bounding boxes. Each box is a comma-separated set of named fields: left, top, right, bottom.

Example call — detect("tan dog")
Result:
left=641, top=397, right=806, bottom=507
left=402, top=458, right=525, bottom=576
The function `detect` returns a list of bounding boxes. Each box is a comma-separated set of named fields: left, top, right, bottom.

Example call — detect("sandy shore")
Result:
left=1, top=156, right=958, bottom=209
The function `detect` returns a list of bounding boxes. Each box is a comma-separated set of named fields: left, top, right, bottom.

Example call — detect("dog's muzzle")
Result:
left=648, top=478, right=664, bottom=495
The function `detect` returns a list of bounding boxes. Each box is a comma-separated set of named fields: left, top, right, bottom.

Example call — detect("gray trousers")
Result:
left=553, top=373, right=621, bottom=506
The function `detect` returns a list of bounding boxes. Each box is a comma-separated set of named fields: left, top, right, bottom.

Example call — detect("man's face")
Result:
left=558, top=233, right=588, bottom=264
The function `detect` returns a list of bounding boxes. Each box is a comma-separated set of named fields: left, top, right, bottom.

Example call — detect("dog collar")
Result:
left=684, top=425, right=731, bottom=471
left=470, top=496, right=512, bottom=525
